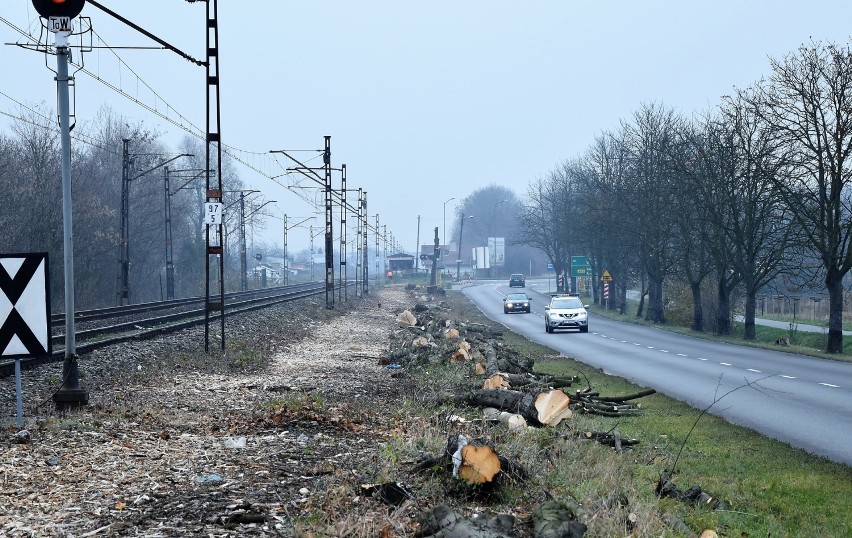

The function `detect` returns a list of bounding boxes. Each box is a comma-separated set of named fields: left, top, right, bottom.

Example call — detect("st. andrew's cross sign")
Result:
left=0, top=253, right=51, bottom=358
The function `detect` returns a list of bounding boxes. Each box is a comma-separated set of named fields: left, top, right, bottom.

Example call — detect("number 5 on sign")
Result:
left=204, top=203, right=223, bottom=225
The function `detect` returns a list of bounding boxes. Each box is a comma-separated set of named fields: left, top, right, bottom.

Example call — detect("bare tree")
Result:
left=621, top=103, right=683, bottom=323
left=741, top=41, right=852, bottom=352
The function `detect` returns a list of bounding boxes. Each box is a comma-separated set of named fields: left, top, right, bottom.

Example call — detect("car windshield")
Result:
left=511, top=274, right=523, bottom=279
left=506, top=293, right=527, bottom=301
left=551, top=298, right=583, bottom=309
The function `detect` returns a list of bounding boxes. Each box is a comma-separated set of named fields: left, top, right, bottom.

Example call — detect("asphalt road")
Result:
left=463, top=279, right=852, bottom=467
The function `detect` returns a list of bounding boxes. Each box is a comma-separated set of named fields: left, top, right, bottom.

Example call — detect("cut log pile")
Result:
left=389, top=293, right=716, bottom=537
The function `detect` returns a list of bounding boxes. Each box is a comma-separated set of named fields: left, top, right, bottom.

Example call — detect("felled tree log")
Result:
left=482, top=342, right=535, bottom=376
left=482, top=372, right=539, bottom=390
left=483, top=407, right=528, bottom=430
left=465, top=388, right=572, bottom=427
left=579, top=430, right=640, bottom=451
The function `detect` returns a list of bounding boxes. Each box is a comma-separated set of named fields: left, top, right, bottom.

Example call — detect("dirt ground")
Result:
left=0, top=287, right=424, bottom=537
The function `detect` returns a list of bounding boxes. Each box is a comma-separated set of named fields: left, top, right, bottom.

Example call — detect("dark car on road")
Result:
left=503, top=292, right=531, bottom=313
left=509, top=273, right=526, bottom=287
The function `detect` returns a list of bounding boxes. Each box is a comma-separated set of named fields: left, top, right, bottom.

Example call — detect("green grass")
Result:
left=412, top=290, right=852, bottom=537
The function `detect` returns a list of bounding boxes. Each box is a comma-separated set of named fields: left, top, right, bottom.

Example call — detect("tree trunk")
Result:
left=716, top=277, right=732, bottom=335
left=466, top=388, right=571, bottom=427
left=826, top=271, right=844, bottom=353
left=647, top=272, right=666, bottom=323
left=690, top=281, right=704, bottom=332
left=743, top=287, right=757, bottom=340
left=636, top=276, right=646, bottom=318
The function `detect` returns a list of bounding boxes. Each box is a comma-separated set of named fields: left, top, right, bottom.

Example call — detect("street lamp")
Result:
left=443, top=197, right=455, bottom=247
left=442, top=197, right=455, bottom=279
left=456, top=214, right=474, bottom=282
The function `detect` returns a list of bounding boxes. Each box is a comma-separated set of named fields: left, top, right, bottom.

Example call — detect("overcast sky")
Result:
left=3, top=1, right=852, bottom=252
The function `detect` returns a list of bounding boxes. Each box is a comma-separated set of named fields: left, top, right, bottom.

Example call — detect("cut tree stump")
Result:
left=448, top=435, right=502, bottom=485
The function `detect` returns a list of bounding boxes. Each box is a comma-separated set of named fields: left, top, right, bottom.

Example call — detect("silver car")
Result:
left=544, top=295, right=589, bottom=333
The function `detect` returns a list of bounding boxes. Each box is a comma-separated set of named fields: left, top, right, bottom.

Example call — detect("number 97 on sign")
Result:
left=204, top=203, right=223, bottom=225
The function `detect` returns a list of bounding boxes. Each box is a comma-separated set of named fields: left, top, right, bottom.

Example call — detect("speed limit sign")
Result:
left=204, top=203, right=223, bottom=225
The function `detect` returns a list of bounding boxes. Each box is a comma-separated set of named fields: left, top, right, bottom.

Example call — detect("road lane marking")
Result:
left=660, top=350, right=669, bottom=353
left=819, top=383, right=840, bottom=388
left=780, top=375, right=796, bottom=379
left=677, top=353, right=687, bottom=357
left=720, top=362, right=732, bottom=366
left=747, top=368, right=761, bottom=373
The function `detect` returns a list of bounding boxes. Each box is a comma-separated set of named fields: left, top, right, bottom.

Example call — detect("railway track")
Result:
left=1, top=282, right=338, bottom=377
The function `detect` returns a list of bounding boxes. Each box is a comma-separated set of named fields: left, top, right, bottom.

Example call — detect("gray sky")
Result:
left=3, top=1, right=852, bottom=252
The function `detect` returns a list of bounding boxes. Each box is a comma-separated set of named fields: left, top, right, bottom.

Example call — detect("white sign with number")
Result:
left=204, top=203, right=223, bottom=225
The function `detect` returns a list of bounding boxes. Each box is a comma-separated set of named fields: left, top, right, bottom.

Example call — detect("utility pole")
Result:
left=239, top=192, right=248, bottom=291
left=415, top=215, right=421, bottom=273
left=163, top=167, right=175, bottom=300
left=457, top=214, right=473, bottom=282
left=375, top=214, right=380, bottom=286
left=356, top=189, right=363, bottom=297
left=362, top=193, right=369, bottom=295
left=339, top=164, right=347, bottom=303
left=323, top=136, right=334, bottom=309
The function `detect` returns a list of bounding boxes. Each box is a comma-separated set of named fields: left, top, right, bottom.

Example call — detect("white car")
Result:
left=544, top=294, right=589, bottom=333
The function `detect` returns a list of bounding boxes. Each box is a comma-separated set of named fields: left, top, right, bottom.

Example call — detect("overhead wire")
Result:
left=1, top=16, right=398, bottom=244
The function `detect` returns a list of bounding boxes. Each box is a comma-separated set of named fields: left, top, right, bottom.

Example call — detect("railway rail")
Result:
left=1, top=282, right=342, bottom=378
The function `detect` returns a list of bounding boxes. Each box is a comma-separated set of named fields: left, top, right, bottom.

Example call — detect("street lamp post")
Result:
left=456, top=214, right=473, bottom=282
left=443, top=197, right=455, bottom=277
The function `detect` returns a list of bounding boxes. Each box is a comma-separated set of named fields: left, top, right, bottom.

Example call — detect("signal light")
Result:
left=32, top=0, right=86, bottom=19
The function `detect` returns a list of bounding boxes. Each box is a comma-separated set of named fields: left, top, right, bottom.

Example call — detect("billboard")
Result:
left=487, top=237, right=505, bottom=266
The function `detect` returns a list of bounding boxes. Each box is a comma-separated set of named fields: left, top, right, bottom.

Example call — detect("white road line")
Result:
left=819, top=383, right=840, bottom=388
left=677, top=353, right=688, bottom=357
left=634, top=343, right=642, bottom=346
left=720, top=362, right=732, bottom=366
left=698, top=358, right=708, bottom=361
left=647, top=346, right=654, bottom=349
left=780, top=375, right=796, bottom=379
left=660, top=350, right=669, bottom=353
left=747, top=368, right=761, bottom=373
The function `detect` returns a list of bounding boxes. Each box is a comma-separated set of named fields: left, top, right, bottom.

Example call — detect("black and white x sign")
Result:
left=0, top=253, right=51, bottom=357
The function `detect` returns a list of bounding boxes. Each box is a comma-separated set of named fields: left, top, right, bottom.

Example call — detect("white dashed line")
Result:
left=720, top=362, right=732, bottom=366
left=819, top=383, right=840, bottom=388
left=698, top=358, right=708, bottom=361
left=677, top=353, right=688, bottom=357
left=647, top=346, right=654, bottom=349
left=660, top=350, right=669, bottom=353
left=747, top=369, right=761, bottom=373
left=780, top=375, right=796, bottom=379
left=634, top=343, right=642, bottom=346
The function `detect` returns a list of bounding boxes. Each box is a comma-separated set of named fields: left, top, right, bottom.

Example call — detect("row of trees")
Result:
left=517, top=41, right=852, bottom=353
left=1, top=105, right=395, bottom=311
left=0, top=106, right=251, bottom=309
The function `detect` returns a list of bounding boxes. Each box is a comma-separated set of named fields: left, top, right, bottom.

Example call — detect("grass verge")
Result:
left=379, top=289, right=852, bottom=537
